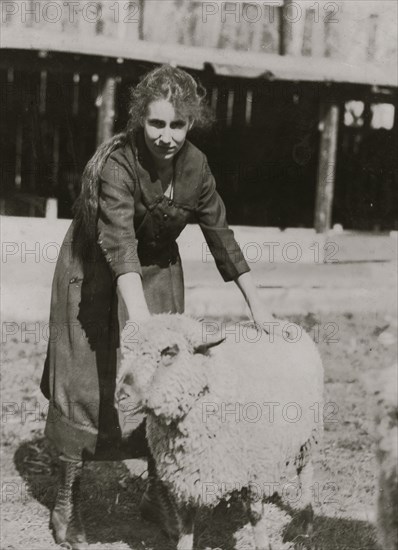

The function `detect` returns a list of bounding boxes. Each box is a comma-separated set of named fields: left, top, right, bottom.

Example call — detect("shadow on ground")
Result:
left=14, top=436, right=381, bottom=550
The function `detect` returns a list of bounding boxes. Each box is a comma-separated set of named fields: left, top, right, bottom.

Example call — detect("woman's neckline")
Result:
left=163, top=177, right=174, bottom=200
left=157, top=164, right=174, bottom=192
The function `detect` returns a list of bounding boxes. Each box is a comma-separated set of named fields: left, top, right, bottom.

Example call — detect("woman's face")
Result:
left=141, top=99, right=192, bottom=164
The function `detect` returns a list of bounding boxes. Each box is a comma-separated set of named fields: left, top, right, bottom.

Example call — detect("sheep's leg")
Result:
left=151, top=477, right=182, bottom=543
left=247, top=500, right=272, bottom=550
left=296, top=460, right=314, bottom=535
left=176, top=505, right=196, bottom=550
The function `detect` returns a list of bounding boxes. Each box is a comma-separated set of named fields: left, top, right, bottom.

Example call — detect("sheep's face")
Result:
left=115, top=325, right=186, bottom=409
left=115, top=314, right=224, bottom=423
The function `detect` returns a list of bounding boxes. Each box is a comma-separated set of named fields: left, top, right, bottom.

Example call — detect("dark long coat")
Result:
left=40, top=129, right=249, bottom=461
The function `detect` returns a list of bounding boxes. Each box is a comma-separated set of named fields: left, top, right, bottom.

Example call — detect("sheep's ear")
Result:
left=194, top=337, right=225, bottom=355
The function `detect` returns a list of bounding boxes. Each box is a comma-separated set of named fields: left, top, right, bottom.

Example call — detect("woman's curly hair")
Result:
left=127, top=64, right=214, bottom=131
left=72, top=64, right=214, bottom=261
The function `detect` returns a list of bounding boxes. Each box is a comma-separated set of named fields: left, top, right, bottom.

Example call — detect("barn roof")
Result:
left=2, top=27, right=397, bottom=87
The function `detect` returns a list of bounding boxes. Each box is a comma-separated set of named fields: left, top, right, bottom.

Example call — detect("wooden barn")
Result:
left=1, top=0, right=397, bottom=231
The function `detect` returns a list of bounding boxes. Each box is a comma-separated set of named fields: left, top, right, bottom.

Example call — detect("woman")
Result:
left=41, top=64, right=272, bottom=549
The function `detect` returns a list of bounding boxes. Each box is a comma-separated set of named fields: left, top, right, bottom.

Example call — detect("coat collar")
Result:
left=128, top=128, right=203, bottom=211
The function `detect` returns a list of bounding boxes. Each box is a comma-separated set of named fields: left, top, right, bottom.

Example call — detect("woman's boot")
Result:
left=50, top=456, right=88, bottom=550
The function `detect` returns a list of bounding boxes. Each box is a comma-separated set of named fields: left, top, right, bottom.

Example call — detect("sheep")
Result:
left=116, top=313, right=324, bottom=550
left=373, top=363, right=398, bottom=550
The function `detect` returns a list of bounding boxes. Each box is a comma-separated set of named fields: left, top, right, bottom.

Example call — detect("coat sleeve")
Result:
left=195, top=158, right=250, bottom=282
left=97, top=152, right=142, bottom=281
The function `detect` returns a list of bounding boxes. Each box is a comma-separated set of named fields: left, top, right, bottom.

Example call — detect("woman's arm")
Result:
left=196, top=158, right=277, bottom=333
left=117, top=272, right=150, bottom=322
left=195, top=159, right=250, bottom=282
left=234, top=271, right=275, bottom=332
left=97, top=152, right=150, bottom=326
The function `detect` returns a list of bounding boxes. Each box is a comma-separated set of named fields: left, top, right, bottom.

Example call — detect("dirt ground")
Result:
left=1, top=311, right=397, bottom=550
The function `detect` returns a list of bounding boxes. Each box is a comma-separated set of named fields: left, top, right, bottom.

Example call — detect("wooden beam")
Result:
left=2, top=26, right=397, bottom=87
left=0, top=49, right=146, bottom=79
left=314, top=101, right=340, bottom=233
left=96, top=76, right=116, bottom=145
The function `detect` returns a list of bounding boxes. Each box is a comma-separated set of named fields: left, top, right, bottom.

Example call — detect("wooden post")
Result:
left=96, top=76, right=116, bottom=146
left=45, top=198, right=58, bottom=221
left=138, top=0, right=145, bottom=40
left=367, top=14, right=379, bottom=62
left=311, top=11, right=325, bottom=57
left=314, top=100, right=340, bottom=233
left=280, top=0, right=306, bottom=55
left=117, top=0, right=141, bottom=40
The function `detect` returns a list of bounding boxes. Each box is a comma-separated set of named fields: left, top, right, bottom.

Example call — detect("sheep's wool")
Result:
left=121, top=314, right=324, bottom=507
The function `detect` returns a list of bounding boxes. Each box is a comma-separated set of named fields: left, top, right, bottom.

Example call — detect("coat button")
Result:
left=69, top=277, right=77, bottom=284
left=107, top=257, right=112, bottom=263
left=163, top=213, right=168, bottom=220
left=155, top=234, right=160, bottom=239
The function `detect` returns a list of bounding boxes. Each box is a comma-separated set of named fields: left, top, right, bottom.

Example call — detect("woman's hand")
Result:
left=234, top=272, right=293, bottom=340
left=234, top=272, right=275, bottom=331
left=251, top=309, right=297, bottom=341
left=117, top=272, right=151, bottom=347
left=251, top=308, right=278, bottom=335
left=117, top=272, right=150, bottom=321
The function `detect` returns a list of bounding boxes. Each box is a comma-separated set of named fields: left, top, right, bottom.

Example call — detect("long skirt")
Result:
left=40, top=222, right=184, bottom=461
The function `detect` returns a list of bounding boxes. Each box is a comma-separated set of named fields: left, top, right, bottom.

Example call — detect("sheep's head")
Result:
left=115, top=314, right=224, bottom=424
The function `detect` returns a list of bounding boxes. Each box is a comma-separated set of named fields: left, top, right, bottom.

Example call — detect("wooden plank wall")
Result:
left=2, top=1, right=397, bottom=65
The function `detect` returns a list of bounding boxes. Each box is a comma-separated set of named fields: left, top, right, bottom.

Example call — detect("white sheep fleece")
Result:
left=373, top=363, right=398, bottom=550
left=120, top=314, right=324, bottom=507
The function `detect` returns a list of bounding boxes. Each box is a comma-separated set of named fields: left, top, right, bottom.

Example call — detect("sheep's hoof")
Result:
left=177, top=533, right=194, bottom=550
left=283, top=505, right=314, bottom=544
left=298, top=504, right=314, bottom=535
left=139, top=492, right=161, bottom=524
